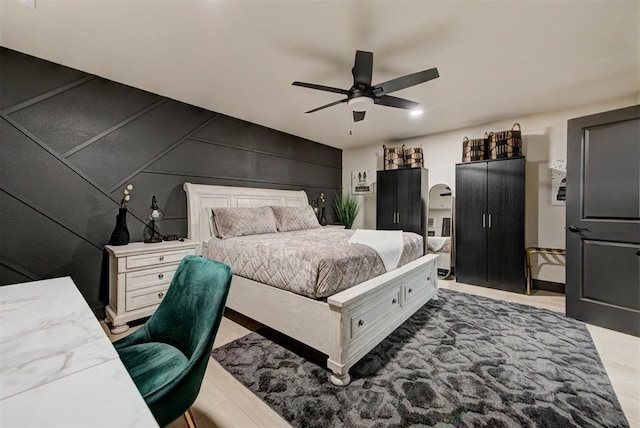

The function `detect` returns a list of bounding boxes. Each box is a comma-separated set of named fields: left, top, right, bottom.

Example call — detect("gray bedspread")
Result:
left=206, top=228, right=423, bottom=299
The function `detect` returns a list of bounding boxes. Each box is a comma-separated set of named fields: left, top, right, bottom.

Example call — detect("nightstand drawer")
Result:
left=126, top=265, right=176, bottom=292
left=126, top=248, right=195, bottom=270
left=126, top=284, right=169, bottom=311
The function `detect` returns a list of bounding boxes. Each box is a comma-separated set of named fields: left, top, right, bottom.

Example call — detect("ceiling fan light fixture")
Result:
left=348, top=96, right=374, bottom=112
left=410, top=109, right=424, bottom=117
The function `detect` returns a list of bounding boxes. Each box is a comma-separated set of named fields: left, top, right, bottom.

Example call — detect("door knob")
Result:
left=568, top=225, right=589, bottom=233
left=636, top=250, right=640, bottom=256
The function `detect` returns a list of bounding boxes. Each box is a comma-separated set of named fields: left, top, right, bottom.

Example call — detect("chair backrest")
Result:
left=146, top=255, right=233, bottom=361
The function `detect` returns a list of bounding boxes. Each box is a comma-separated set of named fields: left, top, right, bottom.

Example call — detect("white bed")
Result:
left=184, top=182, right=438, bottom=385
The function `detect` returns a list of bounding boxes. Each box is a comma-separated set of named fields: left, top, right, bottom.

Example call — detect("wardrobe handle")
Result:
left=488, top=214, right=492, bottom=229
left=397, top=212, right=400, bottom=223
left=482, top=214, right=486, bottom=228
left=393, top=212, right=397, bottom=223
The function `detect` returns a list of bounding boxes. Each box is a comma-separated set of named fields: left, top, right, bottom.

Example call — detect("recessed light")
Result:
left=409, top=109, right=423, bottom=117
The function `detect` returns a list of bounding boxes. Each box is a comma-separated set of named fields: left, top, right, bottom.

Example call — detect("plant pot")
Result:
left=109, top=208, right=130, bottom=246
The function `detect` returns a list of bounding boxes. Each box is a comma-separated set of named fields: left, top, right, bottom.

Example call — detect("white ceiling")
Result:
left=1, top=0, right=638, bottom=149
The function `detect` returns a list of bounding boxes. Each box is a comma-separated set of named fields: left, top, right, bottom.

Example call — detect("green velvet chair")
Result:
left=114, top=255, right=233, bottom=427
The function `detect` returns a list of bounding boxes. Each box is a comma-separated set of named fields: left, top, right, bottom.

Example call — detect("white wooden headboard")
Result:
left=183, top=182, right=309, bottom=255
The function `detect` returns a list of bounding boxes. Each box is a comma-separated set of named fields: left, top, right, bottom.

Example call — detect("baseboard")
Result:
left=532, top=279, right=565, bottom=294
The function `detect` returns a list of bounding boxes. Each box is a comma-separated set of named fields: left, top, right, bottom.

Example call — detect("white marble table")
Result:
left=0, top=277, right=158, bottom=427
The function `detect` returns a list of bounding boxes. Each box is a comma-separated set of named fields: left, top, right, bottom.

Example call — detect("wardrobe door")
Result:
left=396, top=168, right=422, bottom=234
left=376, top=170, right=398, bottom=230
left=455, top=163, right=488, bottom=286
left=487, top=158, right=525, bottom=291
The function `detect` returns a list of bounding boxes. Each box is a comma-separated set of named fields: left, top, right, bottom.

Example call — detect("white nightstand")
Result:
left=105, top=240, right=198, bottom=334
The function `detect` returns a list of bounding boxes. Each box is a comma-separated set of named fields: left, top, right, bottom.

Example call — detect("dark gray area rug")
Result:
left=212, top=289, right=628, bottom=427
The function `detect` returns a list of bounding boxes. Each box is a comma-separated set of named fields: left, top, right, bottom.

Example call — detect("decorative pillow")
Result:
left=212, top=206, right=278, bottom=239
left=271, top=205, right=320, bottom=232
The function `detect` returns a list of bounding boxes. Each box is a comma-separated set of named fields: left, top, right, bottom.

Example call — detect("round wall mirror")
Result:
left=428, top=184, right=453, bottom=279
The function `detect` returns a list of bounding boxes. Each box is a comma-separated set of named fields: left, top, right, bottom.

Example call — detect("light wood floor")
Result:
left=107, top=279, right=640, bottom=428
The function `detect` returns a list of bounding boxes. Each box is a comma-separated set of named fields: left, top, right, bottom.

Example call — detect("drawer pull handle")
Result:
left=358, top=319, right=364, bottom=327
left=392, top=298, right=397, bottom=304
left=158, top=292, right=164, bottom=299
left=408, top=288, right=413, bottom=293
left=158, top=273, right=164, bottom=280
left=427, top=277, right=431, bottom=281
left=159, top=256, right=165, bottom=262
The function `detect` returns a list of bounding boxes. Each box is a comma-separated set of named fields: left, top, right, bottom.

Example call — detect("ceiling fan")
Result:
left=292, top=50, right=439, bottom=122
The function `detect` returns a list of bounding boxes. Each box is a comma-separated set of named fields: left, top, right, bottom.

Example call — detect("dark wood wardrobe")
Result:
left=455, top=157, right=525, bottom=292
left=376, top=168, right=429, bottom=249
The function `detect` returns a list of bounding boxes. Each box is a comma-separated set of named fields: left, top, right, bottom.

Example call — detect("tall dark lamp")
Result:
left=143, top=195, right=163, bottom=243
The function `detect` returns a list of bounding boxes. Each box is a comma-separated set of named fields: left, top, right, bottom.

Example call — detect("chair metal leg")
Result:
left=184, top=408, right=197, bottom=428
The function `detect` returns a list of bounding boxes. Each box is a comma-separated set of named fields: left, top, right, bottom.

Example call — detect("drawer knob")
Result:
left=427, top=277, right=431, bottom=281
left=158, top=292, right=164, bottom=299
left=358, top=319, right=364, bottom=327
left=392, top=298, right=397, bottom=304
left=159, top=256, right=165, bottom=262
left=408, top=288, right=413, bottom=293
left=158, top=273, right=164, bottom=280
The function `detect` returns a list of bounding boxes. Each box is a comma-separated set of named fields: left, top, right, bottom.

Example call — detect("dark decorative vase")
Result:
left=109, top=208, right=130, bottom=246
left=319, top=207, right=327, bottom=226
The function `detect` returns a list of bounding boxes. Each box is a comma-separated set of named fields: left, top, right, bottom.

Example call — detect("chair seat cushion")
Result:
left=117, top=342, right=189, bottom=398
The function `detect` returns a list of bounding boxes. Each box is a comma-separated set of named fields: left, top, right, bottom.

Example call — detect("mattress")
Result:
left=206, top=228, right=423, bottom=299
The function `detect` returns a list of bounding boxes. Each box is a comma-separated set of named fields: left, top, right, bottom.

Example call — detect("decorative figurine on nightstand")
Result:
left=109, top=184, right=133, bottom=246
left=143, top=195, right=164, bottom=243
left=319, top=192, right=327, bottom=226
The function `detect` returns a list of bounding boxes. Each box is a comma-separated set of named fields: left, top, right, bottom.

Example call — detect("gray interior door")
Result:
left=566, top=104, right=640, bottom=337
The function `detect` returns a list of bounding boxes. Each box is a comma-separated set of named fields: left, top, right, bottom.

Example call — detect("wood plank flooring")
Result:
left=106, top=279, right=640, bottom=428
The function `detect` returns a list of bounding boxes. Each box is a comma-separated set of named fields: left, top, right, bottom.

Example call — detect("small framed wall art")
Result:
left=351, top=170, right=373, bottom=194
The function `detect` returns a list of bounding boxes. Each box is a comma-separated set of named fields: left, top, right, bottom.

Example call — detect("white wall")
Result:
left=342, top=96, right=637, bottom=284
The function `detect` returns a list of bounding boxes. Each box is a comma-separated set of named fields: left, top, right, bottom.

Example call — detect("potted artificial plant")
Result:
left=333, top=193, right=360, bottom=229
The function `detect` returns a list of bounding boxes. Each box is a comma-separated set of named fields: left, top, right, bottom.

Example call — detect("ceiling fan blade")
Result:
left=353, top=111, right=366, bottom=122
left=374, top=67, right=439, bottom=95
left=374, top=95, right=419, bottom=110
left=305, top=98, right=348, bottom=114
left=292, top=81, right=350, bottom=95
left=352, top=50, right=373, bottom=88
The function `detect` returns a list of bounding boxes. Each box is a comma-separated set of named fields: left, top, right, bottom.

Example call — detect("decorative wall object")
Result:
left=351, top=170, right=373, bottom=194
left=551, top=159, right=567, bottom=206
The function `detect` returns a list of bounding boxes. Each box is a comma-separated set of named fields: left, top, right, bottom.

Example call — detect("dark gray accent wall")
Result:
left=0, top=47, right=342, bottom=317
